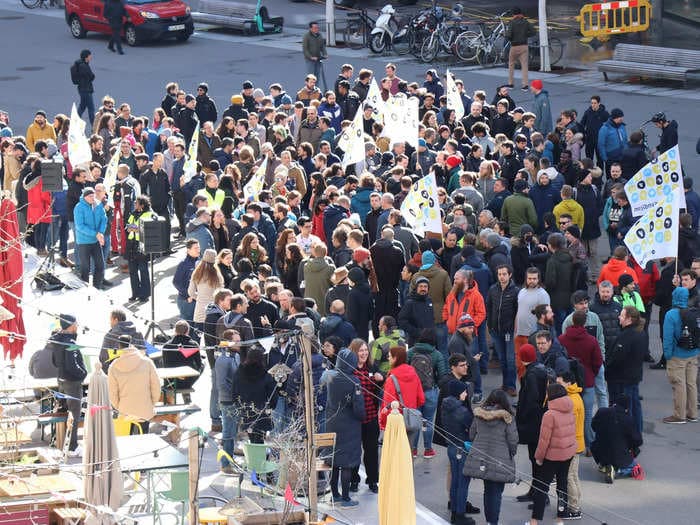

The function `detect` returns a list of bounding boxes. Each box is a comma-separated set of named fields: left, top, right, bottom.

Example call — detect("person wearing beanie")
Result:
left=446, top=304, right=484, bottom=401
left=73, top=49, right=96, bottom=125
left=529, top=79, right=552, bottom=135
left=103, top=0, right=126, bottom=54
left=179, top=94, right=198, bottom=145
left=48, top=314, right=86, bottom=455
left=73, top=184, right=109, bottom=289
left=412, top=249, right=451, bottom=354
left=505, top=6, right=536, bottom=90
left=195, top=82, right=218, bottom=124
left=617, top=274, right=645, bottom=312
left=440, top=377, right=475, bottom=525
left=501, top=178, right=538, bottom=237
left=598, top=108, right=628, bottom=176
left=515, top=341, right=549, bottom=504
left=398, top=276, right=435, bottom=346
left=25, top=110, right=57, bottom=153
left=222, top=94, right=249, bottom=122
left=531, top=382, right=576, bottom=524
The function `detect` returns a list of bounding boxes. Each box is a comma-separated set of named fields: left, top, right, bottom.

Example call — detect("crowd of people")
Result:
left=5, top=54, right=700, bottom=525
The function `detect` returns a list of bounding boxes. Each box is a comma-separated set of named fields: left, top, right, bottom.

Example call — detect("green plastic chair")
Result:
left=242, top=442, right=279, bottom=496
left=152, top=469, right=190, bottom=525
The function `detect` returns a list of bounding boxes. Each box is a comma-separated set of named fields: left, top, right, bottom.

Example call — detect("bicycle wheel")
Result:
left=454, top=31, right=480, bottom=63
left=21, top=0, right=42, bottom=8
left=411, top=29, right=429, bottom=57
left=343, top=21, right=366, bottom=50
left=548, top=37, right=564, bottom=66
left=420, top=34, right=439, bottom=62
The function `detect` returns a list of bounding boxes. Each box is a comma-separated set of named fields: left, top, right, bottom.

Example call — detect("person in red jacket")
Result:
left=379, top=346, right=425, bottom=445
left=628, top=256, right=659, bottom=333
left=558, top=310, right=603, bottom=453
left=443, top=269, right=486, bottom=335
left=24, top=156, right=53, bottom=255
left=597, top=245, right=638, bottom=288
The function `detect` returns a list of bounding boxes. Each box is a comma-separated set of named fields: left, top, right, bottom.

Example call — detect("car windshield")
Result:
left=126, top=0, right=169, bottom=4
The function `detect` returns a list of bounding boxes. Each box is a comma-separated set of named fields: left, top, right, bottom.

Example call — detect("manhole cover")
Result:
left=0, top=15, right=24, bottom=20
left=17, top=66, right=44, bottom=71
left=0, top=76, right=21, bottom=81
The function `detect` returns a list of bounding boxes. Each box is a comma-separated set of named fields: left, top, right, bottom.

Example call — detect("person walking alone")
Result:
left=505, top=7, right=535, bottom=91
left=302, top=21, right=327, bottom=89
left=73, top=49, right=95, bottom=126
left=104, top=0, right=126, bottom=55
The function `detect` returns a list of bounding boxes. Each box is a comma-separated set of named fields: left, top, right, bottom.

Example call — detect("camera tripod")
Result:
left=143, top=253, right=168, bottom=343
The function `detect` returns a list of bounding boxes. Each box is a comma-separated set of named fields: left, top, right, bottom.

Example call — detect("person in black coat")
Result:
left=590, top=394, right=643, bottom=483
left=162, top=320, right=204, bottom=394
left=179, top=96, right=199, bottom=146
left=514, top=344, right=548, bottom=502
left=243, top=280, right=279, bottom=339
left=325, top=349, right=365, bottom=507
left=397, top=277, right=435, bottom=346
left=74, top=49, right=96, bottom=125
left=232, top=347, right=278, bottom=443
left=195, top=83, right=218, bottom=124
left=346, top=267, right=373, bottom=342
left=103, top=0, right=126, bottom=54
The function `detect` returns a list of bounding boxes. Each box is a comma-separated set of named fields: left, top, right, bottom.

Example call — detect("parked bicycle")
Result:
left=454, top=11, right=510, bottom=65
left=400, top=5, right=441, bottom=57
left=419, top=4, right=467, bottom=62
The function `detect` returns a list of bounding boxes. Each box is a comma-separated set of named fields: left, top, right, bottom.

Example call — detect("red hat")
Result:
left=530, top=79, right=543, bottom=90
left=457, top=314, right=475, bottom=329
left=446, top=155, right=462, bottom=169
left=519, top=343, right=537, bottom=364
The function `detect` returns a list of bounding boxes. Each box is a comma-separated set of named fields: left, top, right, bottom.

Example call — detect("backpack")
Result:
left=678, top=307, right=700, bottom=350
left=70, top=62, right=80, bottom=85
left=410, top=352, right=435, bottom=390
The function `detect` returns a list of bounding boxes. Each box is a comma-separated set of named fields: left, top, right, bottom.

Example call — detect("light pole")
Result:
left=326, top=0, right=335, bottom=47
left=538, top=0, right=551, bottom=72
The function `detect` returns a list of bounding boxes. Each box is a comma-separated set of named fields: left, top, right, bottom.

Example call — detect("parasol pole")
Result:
left=300, top=332, right=318, bottom=521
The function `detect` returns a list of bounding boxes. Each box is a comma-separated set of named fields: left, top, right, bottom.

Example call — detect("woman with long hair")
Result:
left=275, top=228, right=297, bottom=274
left=216, top=116, right=236, bottom=140
left=219, top=165, right=242, bottom=218
left=216, top=249, right=236, bottom=290
left=349, top=338, right=383, bottom=493
left=422, top=110, right=438, bottom=131
left=234, top=232, right=268, bottom=271
left=152, top=107, right=166, bottom=131
left=379, top=346, right=425, bottom=444
left=463, top=389, right=518, bottom=525
left=97, top=113, right=116, bottom=161
left=477, top=159, right=498, bottom=205
left=232, top=347, right=277, bottom=443
left=209, top=209, right=230, bottom=253
left=187, top=248, right=224, bottom=331
left=282, top=243, right=304, bottom=297
left=53, top=114, right=68, bottom=138
left=56, top=117, right=70, bottom=149
left=311, top=197, right=329, bottom=244
left=308, top=172, right=326, bottom=214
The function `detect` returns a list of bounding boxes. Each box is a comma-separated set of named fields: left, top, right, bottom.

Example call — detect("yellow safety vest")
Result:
left=126, top=210, right=154, bottom=241
left=196, top=188, right=225, bottom=209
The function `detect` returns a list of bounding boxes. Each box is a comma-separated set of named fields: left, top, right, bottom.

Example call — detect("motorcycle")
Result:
left=369, top=4, right=407, bottom=54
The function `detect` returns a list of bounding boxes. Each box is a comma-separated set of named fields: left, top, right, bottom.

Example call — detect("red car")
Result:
left=65, top=0, right=194, bottom=46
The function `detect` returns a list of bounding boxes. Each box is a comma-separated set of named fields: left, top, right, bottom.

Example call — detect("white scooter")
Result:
left=369, top=4, right=406, bottom=54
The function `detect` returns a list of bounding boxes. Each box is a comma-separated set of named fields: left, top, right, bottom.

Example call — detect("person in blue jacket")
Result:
left=597, top=108, right=628, bottom=175
left=173, top=239, right=200, bottom=322
left=51, top=180, right=72, bottom=268
left=73, top=187, right=108, bottom=289
left=423, top=69, right=445, bottom=101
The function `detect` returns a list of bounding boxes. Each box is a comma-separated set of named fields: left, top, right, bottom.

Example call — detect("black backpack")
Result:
left=678, top=307, right=700, bottom=350
left=410, top=352, right=435, bottom=390
left=70, top=62, right=80, bottom=85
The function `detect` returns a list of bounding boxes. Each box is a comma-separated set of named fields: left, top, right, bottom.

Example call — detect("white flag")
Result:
left=624, top=190, right=679, bottom=266
left=338, top=108, right=366, bottom=168
left=445, top=70, right=464, bottom=121
left=244, top=157, right=267, bottom=203
left=383, top=96, right=419, bottom=148
left=400, top=173, right=442, bottom=237
left=68, top=103, right=91, bottom=168
left=623, top=145, right=685, bottom=217
left=182, top=125, right=199, bottom=183
left=365, top=77, right=385, bottom=124
left=102, top=150, right=120, bottom=206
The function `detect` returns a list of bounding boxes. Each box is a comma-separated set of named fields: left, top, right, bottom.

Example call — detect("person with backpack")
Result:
left=515, top=344, right=548, bottom=505
left=617, top=274, right=645, bottom=312
left=662, top=287, right=700, bottom=424
left=605, top=306, right=647, bottom=434
left=370, top=315, right=406, bottom=374
left=407, top=328, right=448, bottom=458
left=71, top=50, right=95, bottom=126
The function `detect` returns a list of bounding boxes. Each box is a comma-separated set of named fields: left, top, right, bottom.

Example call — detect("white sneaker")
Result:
left=68, top=445, right=83, bottom=457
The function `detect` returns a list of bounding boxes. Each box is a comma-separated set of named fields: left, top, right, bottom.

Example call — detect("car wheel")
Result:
left=69, top=15, right=87, bottom=39
left=175, top=33, right=190, bottom=42
left=125, top=24, right=138, bottom=46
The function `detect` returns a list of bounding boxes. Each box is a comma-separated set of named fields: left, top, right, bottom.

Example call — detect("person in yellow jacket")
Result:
left=196, top=173, right=225, bottom=209
left=558, top=370, right=585, bottom=520
left=126, top=195, right=153, bottom=302
left=25, top=111, right=57, bottom=153
left=552, top=184, right=584, bottom=230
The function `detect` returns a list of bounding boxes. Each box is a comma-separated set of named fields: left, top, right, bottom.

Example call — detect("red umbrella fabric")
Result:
left=0, top=198, right=25, bottom=361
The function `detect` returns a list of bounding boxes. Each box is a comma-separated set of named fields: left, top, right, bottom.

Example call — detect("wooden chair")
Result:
left=313, top=432, right=336, bottom=503
left=51, top=507, right=86, bottom=525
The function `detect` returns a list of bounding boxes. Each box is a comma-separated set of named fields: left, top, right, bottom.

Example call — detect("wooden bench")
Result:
left=191, top=0, right=283, bottom=35
left=51, top=506, right=86, bottom=525
left=598, top=43, right=700, bottom=87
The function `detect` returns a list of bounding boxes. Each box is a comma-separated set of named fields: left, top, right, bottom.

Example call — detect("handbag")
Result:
left=390, top=375, right=422, bottom=434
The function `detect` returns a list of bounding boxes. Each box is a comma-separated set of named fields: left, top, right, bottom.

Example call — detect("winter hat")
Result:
left=46, top=141, right=58, bottom=158
left=610, top=108, right=624, bottom=119
left=202, top=248, right=217, bottom=264
left=59, top=314, right=77, bottom=330
left=530, top=79, right=543, bottom=90
left=348, top=266, right=366, bottom=285
left=231, top=94, right=244, bottom=105
left=331, top=266, right=349, bottom=285
left=252, top=88, right=265, bottom=99
left=446, top=154, right=462, bottom=169
left=457, top=314, right=475, bottom=329
left=512, top=106, right=525, bottom=114
left=159, top=128, right=172, bottom=138
left=547, top=383, right=568, bottom=401
left=414, top=276, right=430, bottom=287
left=381, top=151, right=394, bottom=164
left=418, top=138, right=427, bottom=148
left=13, top=143, right=28, bottom=154
left=565, top=224, right=581, bottom=239
left=684, top=176, right=693, bottom=190
left=352, top=247, right=371, bottom=265
left=185, top=94, right=196, bottom=103
left=80, top=49, right=91, bottom=60
left=420, top=251, right=436, bottom=270
left=0, top=127, right=12, bottom=138
left=618, top=274, right=635, bottom=288
left=520, top=224, right=534, bottom=237
left=519, top=343, right=537, bottom=364
left=447, top=379, right=468, bottom=398
left=513, top=179, right=528, bottom=193
left=242, top=80, right=254, bottom=90
left=426, top=68, right=438, bottom=79
left=198, top=82, right=209, bottom=92
left=82, top=187, right=95, bottom=197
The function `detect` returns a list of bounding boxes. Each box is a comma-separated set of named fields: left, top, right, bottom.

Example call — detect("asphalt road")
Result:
left=3, top=3, right=700, bottom=523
